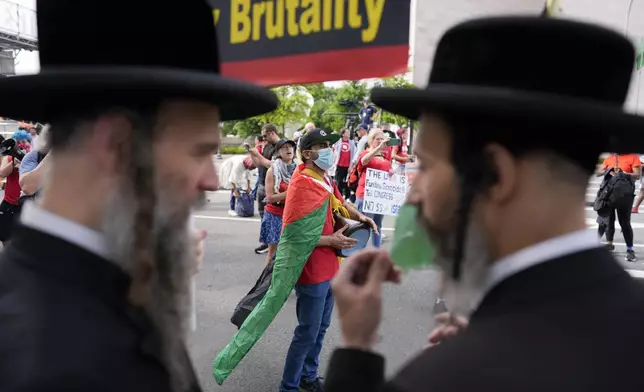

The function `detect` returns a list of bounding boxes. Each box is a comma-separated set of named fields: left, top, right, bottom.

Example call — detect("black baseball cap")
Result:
left=274, top=138, right=297, bottom=152
left=299, top=128, right=341, bottom=151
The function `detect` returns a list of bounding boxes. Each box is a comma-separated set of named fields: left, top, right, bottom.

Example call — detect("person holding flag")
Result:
left=213, top=129, right=377, bottom=392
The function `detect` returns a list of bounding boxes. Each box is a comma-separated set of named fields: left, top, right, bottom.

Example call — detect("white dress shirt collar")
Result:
left=473, top=229, right=600, bottom=309
left=20, top=201, right=110, bottom=260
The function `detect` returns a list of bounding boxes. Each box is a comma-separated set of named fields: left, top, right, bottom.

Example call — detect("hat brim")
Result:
left=0, top=67, right=279, bottom=122
left=371, top=85, right=644, bottom=152
left=325, top=133, right=342, bottom=145
left=275, top=139, right=297, bottom=151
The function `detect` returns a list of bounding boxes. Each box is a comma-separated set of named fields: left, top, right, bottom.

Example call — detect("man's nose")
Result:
left=406, top=180, right=421, bottom=205
left=199, top=159, right=219, bottom=191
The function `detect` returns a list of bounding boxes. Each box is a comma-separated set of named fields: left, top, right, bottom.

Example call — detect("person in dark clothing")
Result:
left=247, top=123, right=281, bottom=254
left=325, top=17, right=644, bottom=392
left=332, top=128, right=355, bottom=200
left=596, top=154, right=641, bottom=261
left=0, top=1, right=278, bottom=391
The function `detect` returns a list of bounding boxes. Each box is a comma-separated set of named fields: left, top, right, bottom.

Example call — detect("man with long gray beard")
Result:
left=325, top=17, right=644, bottom=392
left=0, top=0, right=277, bottom=392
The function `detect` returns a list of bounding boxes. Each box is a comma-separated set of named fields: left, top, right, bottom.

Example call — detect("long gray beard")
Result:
left=101, top=189, right=201, bottom=392
left=434, top=220, right=491, bottom=318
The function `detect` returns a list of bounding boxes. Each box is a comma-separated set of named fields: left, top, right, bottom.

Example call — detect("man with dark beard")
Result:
left=0, top=1, right=277, bottom=392
left=325, top=17, right=644, bottom=392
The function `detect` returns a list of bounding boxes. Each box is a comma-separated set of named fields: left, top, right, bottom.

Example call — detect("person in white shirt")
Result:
left=219, top=154, right=254, bottom=216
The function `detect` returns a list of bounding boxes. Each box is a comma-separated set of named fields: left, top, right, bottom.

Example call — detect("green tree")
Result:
left=222, top=86, right=311, bottom=138
left=232, top=118, right=263, bottom=138
left=254, top=85, right=311, bottom=135
left=326, top=81, right=369, bottom=133
left=305, top=83, right=342, bottom=133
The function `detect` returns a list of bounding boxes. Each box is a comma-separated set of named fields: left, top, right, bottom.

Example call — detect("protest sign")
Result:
left=209, top=0, right=411, bottom=86
left=362, top=168, right=408, bottom=216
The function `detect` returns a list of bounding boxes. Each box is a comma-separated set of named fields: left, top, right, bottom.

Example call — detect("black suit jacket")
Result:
left=0, top=225, right=201, bottom=392
left=326, top=248, right=644, bottom=391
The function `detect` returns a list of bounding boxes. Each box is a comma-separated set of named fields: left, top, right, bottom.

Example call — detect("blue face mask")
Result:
left=313, top=147, right=334, bottom=171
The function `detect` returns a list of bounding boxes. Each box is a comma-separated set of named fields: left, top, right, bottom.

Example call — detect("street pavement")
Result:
left=191, top=190, right=441, bottom=392
left=190, top=176, right=644, bottom=391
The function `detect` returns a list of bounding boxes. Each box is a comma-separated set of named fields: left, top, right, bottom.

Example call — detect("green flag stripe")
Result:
left=213, top=201, right=329, bottom=384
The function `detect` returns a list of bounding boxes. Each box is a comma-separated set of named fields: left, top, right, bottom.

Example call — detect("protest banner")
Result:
left=208, top=0, right=411, bottom=86
left=362, top=168, right=408, bottom=216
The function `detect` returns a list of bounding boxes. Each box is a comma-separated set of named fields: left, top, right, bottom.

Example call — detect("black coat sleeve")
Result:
left=325, top=349, right=408, bottom=392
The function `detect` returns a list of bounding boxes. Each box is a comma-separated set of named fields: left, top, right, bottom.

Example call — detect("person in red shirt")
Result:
left=261, top=139, right=297, bottom=265
left=280, top=129, right=376, bottom=392
left=392, top=125, right=412, bottom=173
left=355, top=130, right=391, bottom=248
left=0, top=136, right=31, bottom=243
left=332, top=128, right=355, bottom=200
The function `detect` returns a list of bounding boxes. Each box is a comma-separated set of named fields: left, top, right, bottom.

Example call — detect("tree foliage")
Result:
left=223, top=74, right=417, bottom=138
left=225, top=86, right=311, bottom=138
left=255, top=86, right=311, bottom=133
left=305, top=83, right=341, bottom=133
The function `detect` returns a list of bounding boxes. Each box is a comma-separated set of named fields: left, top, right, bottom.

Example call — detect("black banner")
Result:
left=209, top=0, right=411, bottom=86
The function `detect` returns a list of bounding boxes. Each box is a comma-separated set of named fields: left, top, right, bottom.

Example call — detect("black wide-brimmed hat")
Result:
left=0, top=0, right=278, bottom=122
left=371, top=17, right=644, bottom=148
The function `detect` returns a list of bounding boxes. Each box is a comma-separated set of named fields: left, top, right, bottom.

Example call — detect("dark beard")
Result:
left=102, top=184, right=205, bottom=392
left=418, top=211, right=491, bottom=316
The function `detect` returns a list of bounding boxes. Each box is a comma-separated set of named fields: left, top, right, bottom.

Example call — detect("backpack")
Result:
left=347, top=164, right=360, bottom=192
left=607, top=172, right=635, bottom=206
left=594, top=157, right=635, bottom=216
left=235, top=191, right=255, bottom=217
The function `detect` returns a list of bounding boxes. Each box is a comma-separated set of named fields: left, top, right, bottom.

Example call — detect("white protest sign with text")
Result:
left=362, top=168, right=409, bottom=216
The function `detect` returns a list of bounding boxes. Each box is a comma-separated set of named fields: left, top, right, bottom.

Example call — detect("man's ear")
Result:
left=482, top=143, right=517, bottom=204
left=89, top=114, right=133, bottom=174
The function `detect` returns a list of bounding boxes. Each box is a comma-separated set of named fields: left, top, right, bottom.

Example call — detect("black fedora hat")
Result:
left=371, top=17, right=644, bottom=147
left=0, top=0, right=278, bottom=123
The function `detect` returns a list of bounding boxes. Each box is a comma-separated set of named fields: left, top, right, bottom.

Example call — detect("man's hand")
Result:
left=332, top=250, right=402, bottom=351
left=358, top=215, right=379, bottom=235
left=330, top=225, right=358, bottom=249
left=191, top=229, right=207, bottom=275
left=426, top=312, right=469, bottom=348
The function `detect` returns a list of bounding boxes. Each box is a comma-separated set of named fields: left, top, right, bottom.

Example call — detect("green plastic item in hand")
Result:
left=390, top=204, right=435, bottom=272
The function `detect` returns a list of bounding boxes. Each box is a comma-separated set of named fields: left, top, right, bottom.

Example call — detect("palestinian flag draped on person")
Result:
left=212, top=162, right=345, bottom=384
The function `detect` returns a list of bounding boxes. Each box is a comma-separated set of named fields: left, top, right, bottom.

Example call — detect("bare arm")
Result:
left=391, top=146, right=410, bottom=163
left=0, top=157, right=14, bottom=178
left=20, top=154, right=50, bottom=195
left=317, top=228, right=357, bottom=249
left=266, top=168, right=287, bottom=203
left=625, top=166, right=642, bottom=180
left=361, top=141, right=387, bottom=166
left=248, top=148, right=272, bottom=168
left=344, top=201, right=364, bottom=221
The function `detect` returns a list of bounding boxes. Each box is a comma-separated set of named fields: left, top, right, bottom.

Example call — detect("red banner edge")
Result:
left=221, top=44, right=410, bottom=87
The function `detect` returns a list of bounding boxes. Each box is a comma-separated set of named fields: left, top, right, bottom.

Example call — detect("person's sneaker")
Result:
left=626, top=249, right=637, bottom=262
left=300, top=377, right=324, bottom=392
left=605, top=243, right=615, bottom=251
left=633, top=207, right=639, bottom=213
left=254, top=243, right=269, bottom=254
left=228, top=210, right=238, bottom=217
